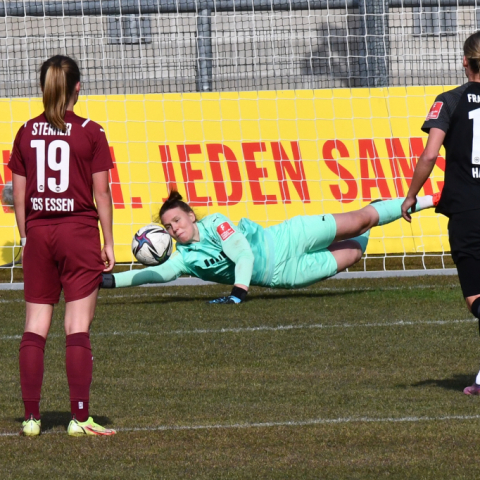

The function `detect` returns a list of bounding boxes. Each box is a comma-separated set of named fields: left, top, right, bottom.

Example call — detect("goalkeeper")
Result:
left=103, top=190, right=439, bottom=303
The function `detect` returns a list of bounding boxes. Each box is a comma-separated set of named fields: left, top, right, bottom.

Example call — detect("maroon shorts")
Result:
left=23, top=223, right=104, bottom=304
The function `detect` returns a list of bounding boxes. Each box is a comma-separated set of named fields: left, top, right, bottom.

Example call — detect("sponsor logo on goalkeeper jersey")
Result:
left=204, top=251, right=227, bottom=267
left=217, top=222, right=235, bottom=241
left=426, top=102, right=443, bottom=120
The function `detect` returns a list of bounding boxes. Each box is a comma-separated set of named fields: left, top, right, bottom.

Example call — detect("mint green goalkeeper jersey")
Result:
left=114, top=213, right=275, bottom=288
left=176, top=213, right=273, bottom=286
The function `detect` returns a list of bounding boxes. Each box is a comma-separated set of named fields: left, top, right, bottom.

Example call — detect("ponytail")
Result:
left=40, top=55, right=80, bottom=133
left=159, top=190, right=196, bottom=220
left=42, top=63, right=67, bottom=132
left=464, top=31, right=480, bottom=74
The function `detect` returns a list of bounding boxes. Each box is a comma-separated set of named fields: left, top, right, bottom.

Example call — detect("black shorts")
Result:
left=448, top=209, right=480, bottom=298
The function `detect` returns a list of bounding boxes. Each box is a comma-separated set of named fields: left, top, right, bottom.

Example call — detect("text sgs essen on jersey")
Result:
left=31, top=197, right=75, bottom=212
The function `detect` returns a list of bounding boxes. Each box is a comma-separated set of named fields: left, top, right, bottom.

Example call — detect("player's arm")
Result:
left=93, top=170, right=115, bottom=272
left=401, top=128, right=445, bottom=222
left=9, top=128, right=27, bottom=247
left=209, top=226, right=254, bottom=304
left=101, top=251, right=186, bottom=288
left=12, top=173, right=26, bottom=244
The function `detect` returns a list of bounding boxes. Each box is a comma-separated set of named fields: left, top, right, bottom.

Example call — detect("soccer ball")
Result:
left=131, top=224, right=173, bottom=266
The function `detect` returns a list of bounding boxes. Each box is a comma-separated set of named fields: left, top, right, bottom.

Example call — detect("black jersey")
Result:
left=422, top=82, right=480, bottom=216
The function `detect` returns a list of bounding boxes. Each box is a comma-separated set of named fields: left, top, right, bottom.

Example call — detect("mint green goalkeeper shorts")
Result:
left=265, top=214, right=338, bottom=289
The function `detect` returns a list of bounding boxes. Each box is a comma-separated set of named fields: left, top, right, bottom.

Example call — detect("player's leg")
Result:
left=64, top=288, right=97, bottom=423
left=454, top=258, right=480, bottom=395
left=327, top=240, right=363, bottom=272
left=20, top=225, right=61, bottom=435
left=58, top=223, right=115, bottom=435
left=268, top=230, right=370, bottom=288
left=333, top=195, right=439, bottom=242
left=20, top=302, right=53, bottom=435
left=465, top=293, right=480, bottom=395
left=64, top=288, right=98, bottom=335
left=24, top=302, right=54, bottom=337
left=328, top=230, right=370, bottom=272
left=446, top=211, right=480, bottom=395
left=266, top=215, right=370, bottom=274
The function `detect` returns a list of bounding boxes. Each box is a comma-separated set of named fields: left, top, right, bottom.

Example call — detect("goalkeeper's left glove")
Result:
left=209, top=286, right=247, bottom=304
left=100, top=273, right=116, bottom=288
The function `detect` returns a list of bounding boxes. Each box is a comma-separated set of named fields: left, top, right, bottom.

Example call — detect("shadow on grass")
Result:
left=409, top=374, right=474, bottom=391
left=252, top=290, right=368, bottom=301
left=15, top=411, right=114, bottom=431
left=98, top=289, right=370, bottom=306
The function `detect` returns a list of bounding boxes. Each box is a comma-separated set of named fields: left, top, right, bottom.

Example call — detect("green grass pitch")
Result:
left=1, top=275, right=480, bottom=479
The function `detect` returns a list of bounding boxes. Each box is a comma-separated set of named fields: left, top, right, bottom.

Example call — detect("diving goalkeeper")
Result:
left=102, top=190, right=440, bottom=303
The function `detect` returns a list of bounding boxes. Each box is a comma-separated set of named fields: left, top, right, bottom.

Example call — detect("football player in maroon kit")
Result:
left=402, top=31, right=480, bottom=396
left=9, top=55, right=116, bottom=436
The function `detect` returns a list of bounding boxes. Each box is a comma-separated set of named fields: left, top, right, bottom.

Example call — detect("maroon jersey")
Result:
left=8, top=111, right=113, bottom=230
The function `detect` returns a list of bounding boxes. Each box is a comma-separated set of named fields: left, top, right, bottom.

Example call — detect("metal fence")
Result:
left=0, top=0, right=478, bottom=96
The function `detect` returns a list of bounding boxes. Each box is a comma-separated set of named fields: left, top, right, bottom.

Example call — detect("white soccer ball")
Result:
left=132, top=223, right=173, bottom=266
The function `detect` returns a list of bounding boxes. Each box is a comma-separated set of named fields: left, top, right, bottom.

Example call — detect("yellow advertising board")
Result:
left=0, top=87, right=450, bottom=264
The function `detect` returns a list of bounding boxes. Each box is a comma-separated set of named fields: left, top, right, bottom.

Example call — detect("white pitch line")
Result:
left=118, top=414, right=480, bottom=431
left=0, top=298, right=24, bottom=304
left=0, top=318, right=475, bottom=342
left=2, top=414, right=480, bottom=437
left=91, top=318, right=477, bottom=336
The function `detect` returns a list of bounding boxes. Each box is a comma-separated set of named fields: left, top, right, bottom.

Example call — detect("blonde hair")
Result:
left=40, top=55, right=80, bottom=132
left=464, top=31, right=480, bottom=74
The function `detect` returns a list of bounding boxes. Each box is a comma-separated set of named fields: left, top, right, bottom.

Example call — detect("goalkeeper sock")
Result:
left=350, top=229, right=370, bottom=254
left=19, top=332, right=46, bottom=420
left=66, top=332, right=92, bottom=422
left=370, top=197, right=434, bottom=226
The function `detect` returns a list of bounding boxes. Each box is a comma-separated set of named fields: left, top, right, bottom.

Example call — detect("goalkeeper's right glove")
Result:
left=208, top=286, right=247, bottom=304
left=209, top=295, right=242, bottom=304
left=100, top=273, right=116, bottom=288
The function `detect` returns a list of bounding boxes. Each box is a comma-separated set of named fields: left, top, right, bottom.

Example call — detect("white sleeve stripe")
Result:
left=81, top=118, right=91, bottom=128
left=24, top=121, right=28, bottom=128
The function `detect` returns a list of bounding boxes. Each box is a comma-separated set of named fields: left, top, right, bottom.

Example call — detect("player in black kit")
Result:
left=402, top=31, right=480, bottom=395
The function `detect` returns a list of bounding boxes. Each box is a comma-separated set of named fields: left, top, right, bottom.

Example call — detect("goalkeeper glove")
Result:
left=209, top=295, right=242, bottom=304
left=209, top=286, right=247, bottom=304
left=100, top=273, right=116, bottom=288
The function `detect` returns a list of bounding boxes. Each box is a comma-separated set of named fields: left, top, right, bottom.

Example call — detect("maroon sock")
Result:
left=66, top=332, right=92, bottom=422
left=19, top=332, right=46, bottom=420
left=70, top=400, right=89, bottom=422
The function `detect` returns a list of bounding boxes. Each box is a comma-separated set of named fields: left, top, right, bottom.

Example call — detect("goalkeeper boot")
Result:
left=464, top=383, right=480, bottom=395
left=67, top=416, right=116, bottom=436
left=21, top=414, right=41, bottom=436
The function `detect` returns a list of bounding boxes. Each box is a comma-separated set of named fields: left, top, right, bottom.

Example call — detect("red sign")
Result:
left=426, top=102, right=443, bottom=120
